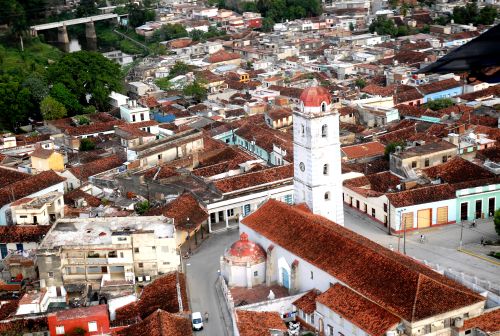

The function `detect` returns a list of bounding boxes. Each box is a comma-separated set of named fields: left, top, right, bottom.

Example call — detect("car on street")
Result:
left=191, top=311, right=204, bottom=331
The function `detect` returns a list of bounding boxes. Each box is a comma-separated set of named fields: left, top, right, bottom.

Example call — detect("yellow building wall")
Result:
left=31, top=153, right=64, bottom=172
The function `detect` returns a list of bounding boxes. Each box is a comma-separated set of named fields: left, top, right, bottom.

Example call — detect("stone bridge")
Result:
left=30, top=13, right=120, bottom=43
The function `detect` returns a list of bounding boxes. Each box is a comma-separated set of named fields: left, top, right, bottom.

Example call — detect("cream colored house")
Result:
left=30, top=147, right=64, bottom=173
left=390, top=141, right=457, bottom=177
left=36, top=216, right=180, bottom=287
left=10, top=192, right=64, bottom=225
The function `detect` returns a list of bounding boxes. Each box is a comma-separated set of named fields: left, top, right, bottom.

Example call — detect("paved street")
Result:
left=344, top=207, right=500, bottom=284
left=184, top=228, right=239, bottom=336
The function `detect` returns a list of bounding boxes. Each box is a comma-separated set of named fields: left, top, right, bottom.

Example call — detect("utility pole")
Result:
left=459, top=220, right=464, bottom=250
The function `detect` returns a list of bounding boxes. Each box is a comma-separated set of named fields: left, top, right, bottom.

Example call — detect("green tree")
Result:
left=355, top=78, right=366, bottom=88
left=48, top=51, right=122, bottom=111
left=153, top=23, right=188, bottom=41
left=453, top=2, right=478, bottom=24
left=155, top=77, right=172, bottom=90
left=127, top=4, right=156, bottom=28
left=477, top=6, right=497, bottom=25
left=494, top=209, right=500, bottom=236
left=168, top=61, right=191, bottom=79
left=369, top=16, right=398, bottom=37
left=424, top=98, right=454, bottom=111
left=135, top=200, right=150, bottom=215
left=189, top=29, right=205, bottom=42
left=261, top=17, right=275, bottom=32
left=76, top=0, right=99, bottom=18
left=349, top=22, right=355, bottom=31
left=40, top=96, right=67, bottom=120
left=79, top=138, right=96, bottom=151
left=385, top=141, right=406, bottom=159
left=0, top=75, right=32, bottom=130
left=50, top=83, right=82, bottom=115
left=242, top=1, right=258, bottom=12
left=23, top=73, right=48, bottom=103
left=183, top=80, right=208, bottom=102
left=397, top=25, right=410, bottom=36
left=434, top=15, right=450, bottom=25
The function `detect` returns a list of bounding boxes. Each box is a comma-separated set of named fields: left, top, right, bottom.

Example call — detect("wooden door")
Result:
left=417, top=209, right=431, bottom=228
left=436, top=207, right=448, bottom=224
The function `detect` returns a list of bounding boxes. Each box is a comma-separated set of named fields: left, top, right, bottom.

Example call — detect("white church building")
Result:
left=224, top=87, right=487, bottom=336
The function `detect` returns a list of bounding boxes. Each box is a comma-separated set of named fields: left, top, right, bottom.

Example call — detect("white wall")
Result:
left=391, top=198, right=457, bottom=231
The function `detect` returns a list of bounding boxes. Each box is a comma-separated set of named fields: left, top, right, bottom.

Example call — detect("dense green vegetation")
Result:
left=452, top=3, right=498, bottom=26
left=385, top=141, right=406, bottom=159
left=209, top=0, right=322, bottom=31
left=0, top=38, right=123, bottom=130
left=424, top=98, right=454, bottom=111
left=494, top=209, right=500, bottom=236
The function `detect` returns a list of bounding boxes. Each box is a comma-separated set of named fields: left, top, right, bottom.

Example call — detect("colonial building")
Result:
left=293, top=86, right=344, bottom=225
left=238, top=200, right=485, bottom=336
left=36, top=216, right=180, bottom=288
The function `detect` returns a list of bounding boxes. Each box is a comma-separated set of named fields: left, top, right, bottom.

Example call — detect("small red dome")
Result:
left=226, top=232, right=266, bottom=265
left=300, top=86, right=332, bottom=107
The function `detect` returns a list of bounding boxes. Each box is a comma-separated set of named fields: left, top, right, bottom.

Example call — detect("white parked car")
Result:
left=191, top=312, right=204, bottom=331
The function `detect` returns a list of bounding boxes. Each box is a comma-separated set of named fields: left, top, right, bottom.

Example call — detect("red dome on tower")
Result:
left=300, top=86, right=332, bottom=107
left=225, top=232, right=266, bottom=265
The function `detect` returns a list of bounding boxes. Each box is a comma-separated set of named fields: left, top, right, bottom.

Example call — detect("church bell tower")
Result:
left=293, top=86, right=344, bottom=226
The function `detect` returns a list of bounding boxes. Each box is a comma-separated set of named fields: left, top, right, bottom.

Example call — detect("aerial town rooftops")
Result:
left=68, top=154, right=125, bottom=181
left=417, top=78, right=461, bottom=95
left=386, top=183, right=456, bottom=207
left=0, top=225, right=52, bottom=244
left=30, top=147, right=57, bottom=159
left=116, top=310, right=192, bottom=336
left=241, top=200, right=484, bottom=322
left=459, top=308, right=500, bottom=334
left=214, top=164, right=293, bottom=193
left=423, top=156, right=495, bottom=184
left=293, top=289, right=320, bottom=315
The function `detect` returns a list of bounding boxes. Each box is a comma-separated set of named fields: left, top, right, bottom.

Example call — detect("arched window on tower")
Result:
left=301, top=124, right=305, bottom=136
left=324, top=192, right=331, bottom=201
left=323, top=164, right=329, bottom=175
left=321, top=124, right=328, bottom=138
left=321, top=102, right=327, bottom=112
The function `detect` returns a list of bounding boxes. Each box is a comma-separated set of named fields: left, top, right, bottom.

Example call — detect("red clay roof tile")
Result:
left=241, top=200, right=484, bottom=322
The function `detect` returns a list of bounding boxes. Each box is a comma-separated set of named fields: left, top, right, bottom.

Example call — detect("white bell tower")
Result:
left=293, top=86, right=344, bottom=226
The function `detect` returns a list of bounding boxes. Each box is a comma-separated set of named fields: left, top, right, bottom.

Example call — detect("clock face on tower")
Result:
left=299, top=162, right=305, bottom=172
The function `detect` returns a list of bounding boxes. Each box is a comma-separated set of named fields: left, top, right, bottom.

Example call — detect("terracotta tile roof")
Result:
left=394, top=86, right=423, bottom=104
left=143, top=165, right=180, bottom=181
left=0, top=168, right=30, bottom=188
left=477, top=145, right=500, bottom=163
left=387, top=183, right=456, bottom=207
left=0, top=280, right=21, bottom=291
left=268, top=85, right=304, bottom=99
left=394, top=50, right=432, bottom=66
left=145, top=192, right=208, bottom=231
left=362, top=84, right=396, bottom=97
left=235, top=122, right=293, bottom=161
left=69, top=154, right=124, bottom=181
left=377, top=126, right=417, bottom=145
left=341, top=141, right=385, bottom=160
left=424, top=157, right=494, bottom=184
left=418, top=78, right=461, bottom=95
left=207, top=50, right=241, bottom=63
left=458, top=85, right=500, bottom=101
left=316, top=283, right=400, bottom=336
left=460, top=309, right=500, bottom=333
left=193, top=147, right=254, bottom=177
left=236, top=310, right=287, bottom=336
left=0, top=171, right=66, bottom=208
left=30, top=147, right=56, bottom=159
left=64, top=120, right=125, bottom=136
left=0, top=225, right=52, bottom=243
left=15, top=134, right=50, bottom=145
left=293, top=289, right=320, bottom=315
left=267, top=107, right=292, bottom=120
left=344, top=171, right=402, bottom=197
left=451, top=30, right=480, bottom=40
left=395, top=104, right=428, bottom=118
left=342, top=158, right=390, bottom=175
left=338, top=106, right=357, bottom=116
left=64, top=188, right=102, bottom=207
left=214, top=164, right=293, bottom=193
left=116, top=310, right=192, bottom=336
left=241, top=200, right=484, bottom=322
left=137, top=272, right=189, bottom=319
left=0, top=300, right=19, bottom=320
